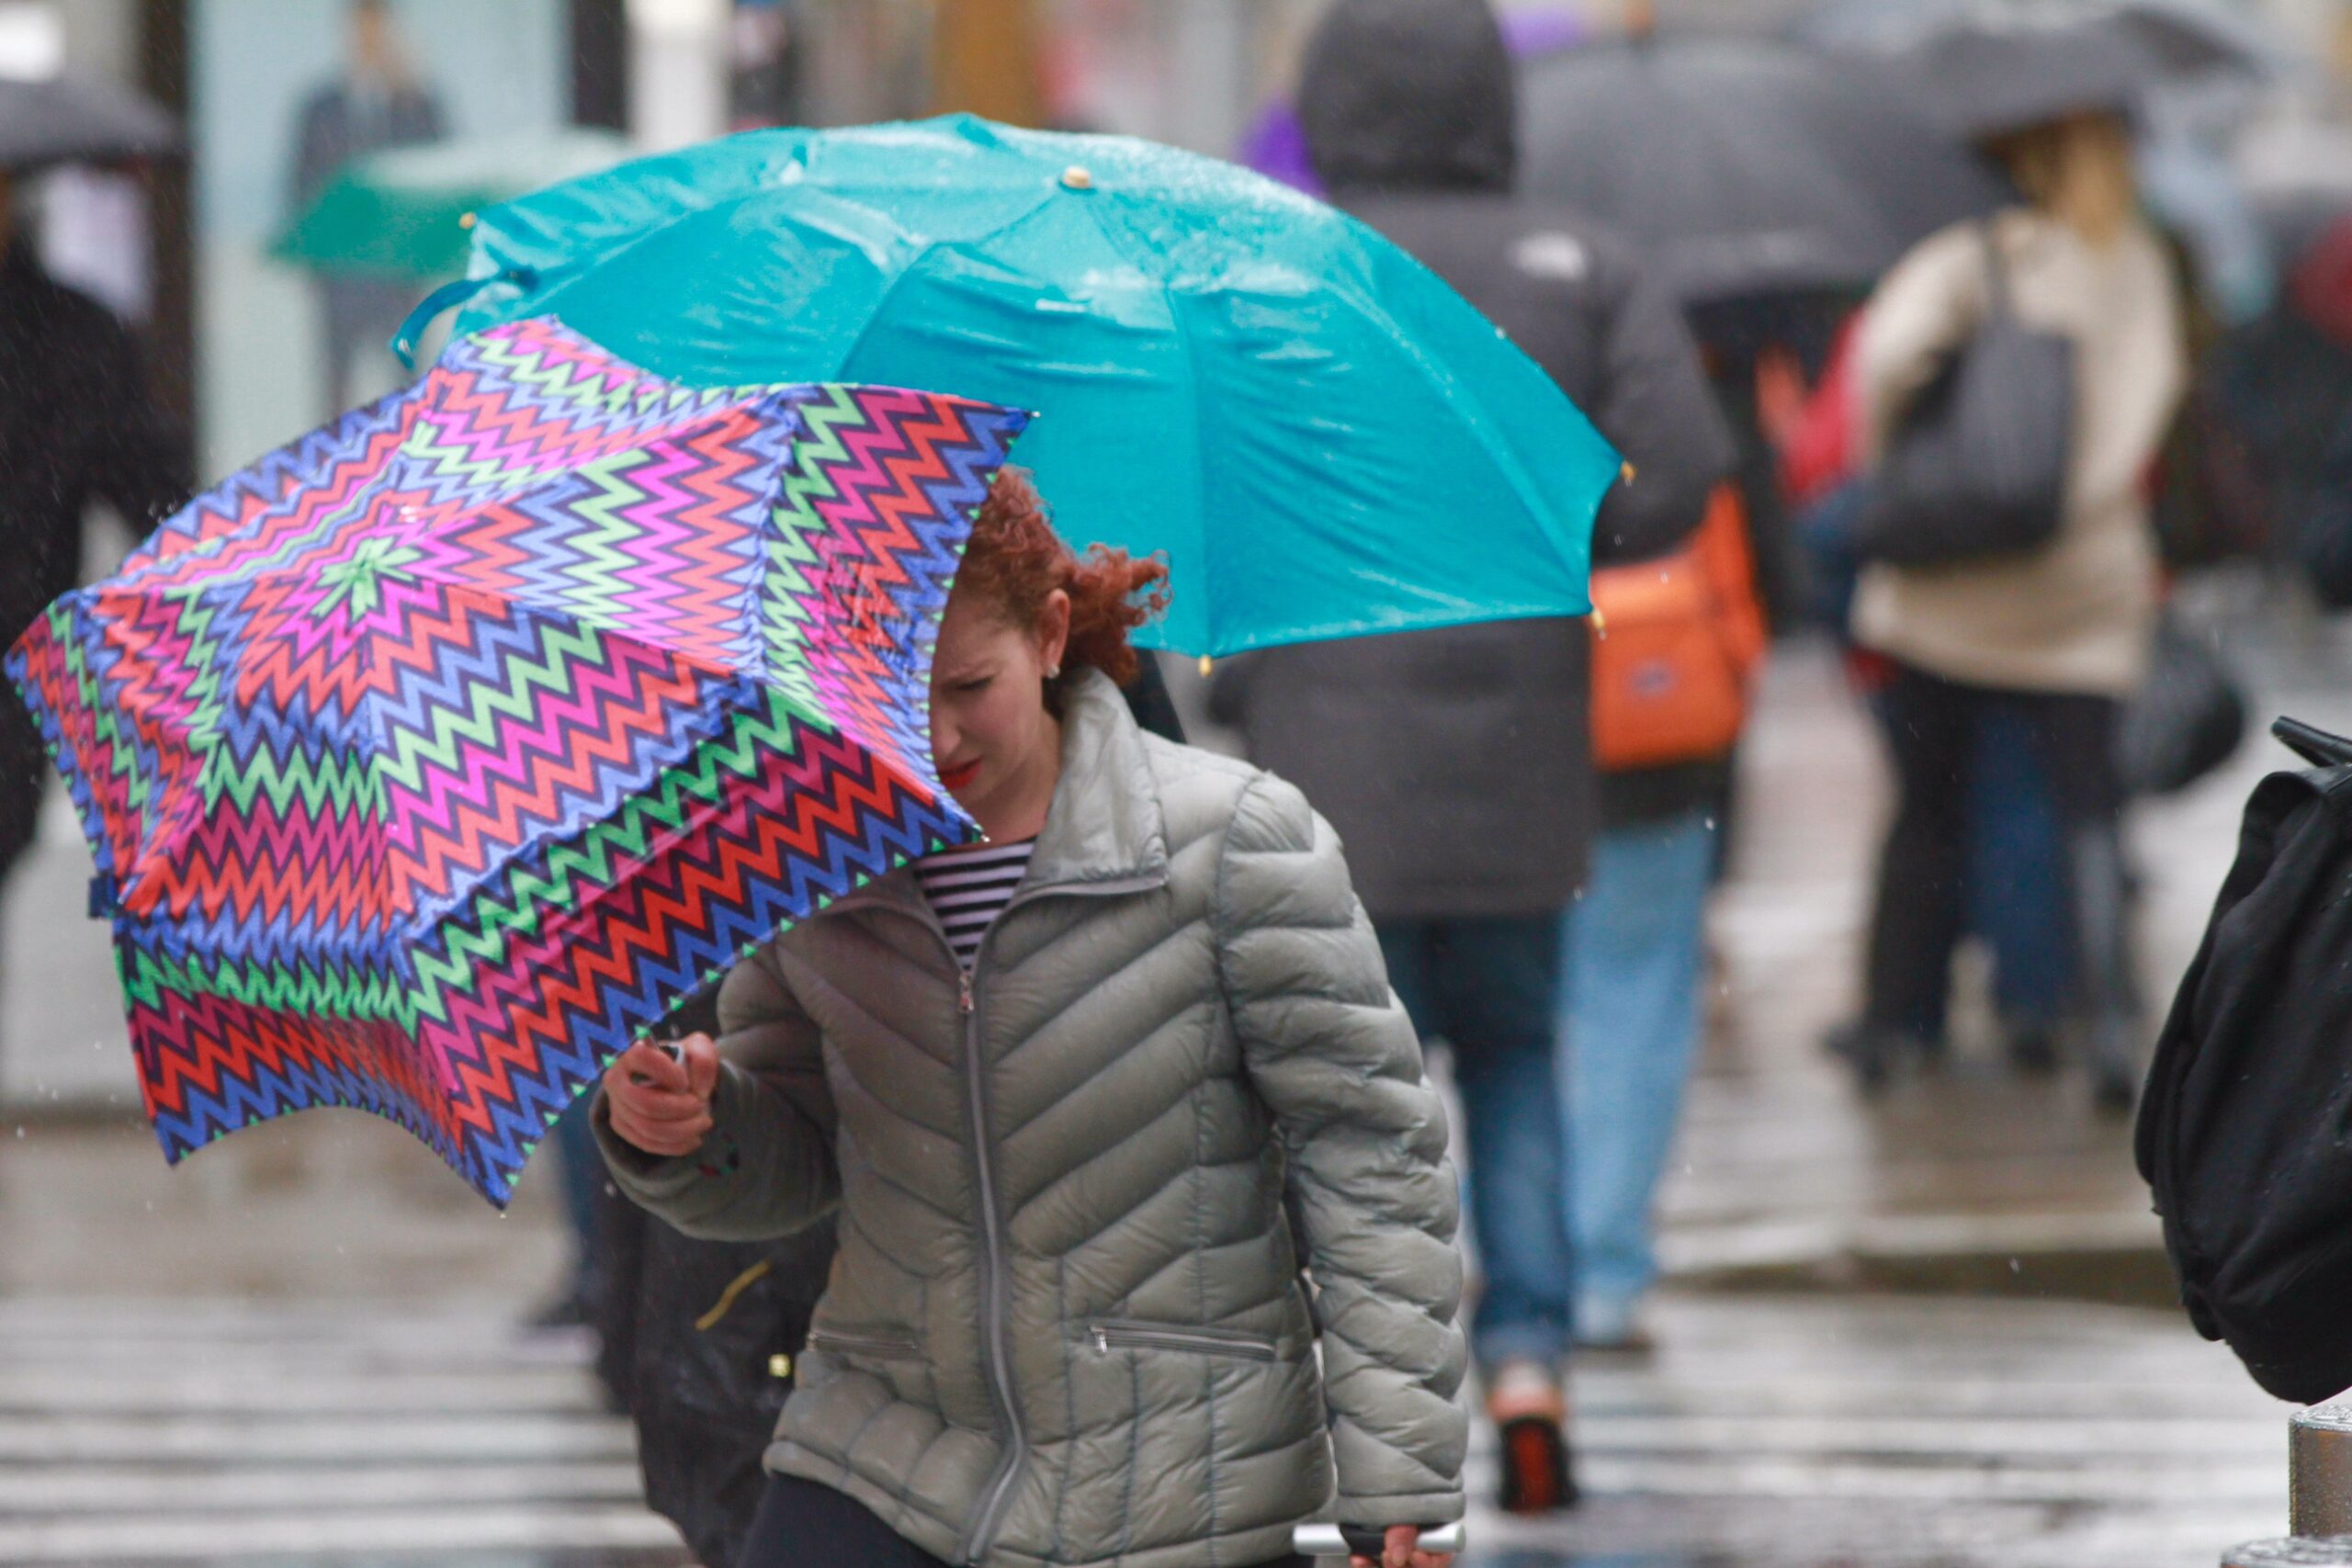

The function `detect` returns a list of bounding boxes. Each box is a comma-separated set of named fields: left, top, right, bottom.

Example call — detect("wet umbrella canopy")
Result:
left=1800, top=0, right=2290, bottom=137
left=1516, top=36, right=2009, bottom=301
left=453, top=115, right=1620, bottom=656
left=1795, top=0, right=2294, bottom=90
left=8, top=317, right=1026, bottom=1205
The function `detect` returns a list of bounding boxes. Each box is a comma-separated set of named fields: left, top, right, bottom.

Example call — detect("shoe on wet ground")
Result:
left=1487, top=1358, right=1577, bottom=1514
left=1824, top=1020, right=1937, bottom=1095
left=2086, top=1011, right=2143, bottom=1114
left=2004, top=1019, right=2062, bottom=1076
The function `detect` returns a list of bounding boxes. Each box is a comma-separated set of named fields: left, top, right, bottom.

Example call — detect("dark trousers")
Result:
left=1376, top=912, right=1572, bottom=1367
left=737, top=1475, right=1311, bottom=1568
left=1863, top=663, right=2127, bottom=1039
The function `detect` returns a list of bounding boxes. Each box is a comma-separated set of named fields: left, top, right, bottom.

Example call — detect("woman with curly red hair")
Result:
left=599, top=468, right=1467, bottom=1568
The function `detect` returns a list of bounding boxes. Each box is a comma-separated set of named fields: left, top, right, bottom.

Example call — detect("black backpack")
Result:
left=2139, top=716, right=2352, bottom=1402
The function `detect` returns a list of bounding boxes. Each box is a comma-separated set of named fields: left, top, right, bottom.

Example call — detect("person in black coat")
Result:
left=0, top=194, right=187, bottom=897
left=1209, top=0, right=1735, bottom=1517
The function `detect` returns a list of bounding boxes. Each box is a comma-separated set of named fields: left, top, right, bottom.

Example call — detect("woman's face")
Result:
left=928, top=586, right=1071, bottom=836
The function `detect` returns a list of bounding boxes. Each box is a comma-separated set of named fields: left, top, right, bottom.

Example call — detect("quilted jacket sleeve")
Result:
left=594, top=944, right=841, bottom=1242
left=1214, top=772, right=1471, bottom=1529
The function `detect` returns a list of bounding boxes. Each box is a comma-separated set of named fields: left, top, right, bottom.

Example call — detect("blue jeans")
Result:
left=1967, top=706, right=2072, bottom=1028
left=1377, top=913, right=1572, bottom=1369
left=1560, top=813, right=1715, bottom=1337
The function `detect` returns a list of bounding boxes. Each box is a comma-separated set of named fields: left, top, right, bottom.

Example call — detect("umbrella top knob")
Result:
left=1060, top=165, right=1095, bottom=192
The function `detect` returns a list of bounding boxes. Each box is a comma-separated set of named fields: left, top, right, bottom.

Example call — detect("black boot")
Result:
left=2068, top=825, right=2143, bottom=1113
left=2003, top=1014, right=2062, bottom=1076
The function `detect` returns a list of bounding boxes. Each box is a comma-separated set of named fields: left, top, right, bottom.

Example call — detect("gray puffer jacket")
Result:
left=598, top=671, right=1468, bottom=1568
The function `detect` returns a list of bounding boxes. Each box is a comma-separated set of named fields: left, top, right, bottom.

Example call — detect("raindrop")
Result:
left=2007, top=1257, right=2023, bottom=1274
left=1702, top=816, right=1717, bottom=830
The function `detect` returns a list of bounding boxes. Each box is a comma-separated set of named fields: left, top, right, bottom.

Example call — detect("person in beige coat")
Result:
left=1837, top=108, right=2187, bottom=1106
left=598, top=470, right=1467, bottom=1568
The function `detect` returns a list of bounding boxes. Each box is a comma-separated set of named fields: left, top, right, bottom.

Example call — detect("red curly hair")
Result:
left=955, top=467, right=1170, bottom=696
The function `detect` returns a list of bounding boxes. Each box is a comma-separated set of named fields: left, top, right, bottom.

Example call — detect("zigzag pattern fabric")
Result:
left=7, top=316, right=1028, bottom=1205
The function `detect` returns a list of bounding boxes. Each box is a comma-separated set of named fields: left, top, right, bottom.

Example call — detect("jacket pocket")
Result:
left=807, top=1325, right=924, bottom=1362
left=1086, top=1320, right=1278, bottom=1361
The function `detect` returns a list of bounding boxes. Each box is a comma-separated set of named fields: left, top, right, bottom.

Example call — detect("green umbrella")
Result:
left=277, top=130, right=631, bottom=282
left=447, top=115, right=1618, bottom=657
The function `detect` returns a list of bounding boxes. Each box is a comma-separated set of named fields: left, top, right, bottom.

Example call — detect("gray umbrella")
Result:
left=1796, top=0, right=2292, bottom=75
left=1796, top=1, right=2290, bottom=139
left=0, top=76, right=179, bottom=170
left=1517, top=35, right=2010, bottom=303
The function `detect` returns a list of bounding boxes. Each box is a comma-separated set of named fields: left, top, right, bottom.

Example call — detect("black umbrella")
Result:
left=1517, top=36, right=2009, bottom=303
left=0, top=75, right=179, bottom=170
left=1794, top=0, right=2293, bottom=82
left=1804, top=3, right=2282, bottom=139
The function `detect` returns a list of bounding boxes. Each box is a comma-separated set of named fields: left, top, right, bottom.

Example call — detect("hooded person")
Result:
left=1210, top=0, right=1735, bottom=1517
left=0, top=180, right=185, bottom=920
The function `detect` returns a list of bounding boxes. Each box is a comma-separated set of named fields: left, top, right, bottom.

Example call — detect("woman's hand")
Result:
left=1350, top=1525, right=1451, bottom=1568
left=601, top=1032, right=721, bottom=1157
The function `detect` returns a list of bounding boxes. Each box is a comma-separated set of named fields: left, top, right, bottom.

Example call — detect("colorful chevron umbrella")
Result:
left=6, top=315, right=1027, bottom=1206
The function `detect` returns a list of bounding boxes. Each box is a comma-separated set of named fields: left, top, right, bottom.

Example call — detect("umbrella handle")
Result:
left=388, top=266, right=537, bottom=370
left=624, top=1038, right=687, bottom=1089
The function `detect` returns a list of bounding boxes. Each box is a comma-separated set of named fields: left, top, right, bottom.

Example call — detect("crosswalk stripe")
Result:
left=1571, top=1415, right=2286, bottom=1458
left=0, top=1462, right=644, bottom=1512
left=0, top=1370, right=598, bottom=1413
left=0, top=1414, right=637, bottom=1463
left=1572, top=1455, right=2283, bottom=1505
left=0, top=1507, right=682, bottom=1561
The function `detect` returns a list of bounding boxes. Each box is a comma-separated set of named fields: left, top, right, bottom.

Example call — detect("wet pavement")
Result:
left=0, top=1291, right=2289, bottom=1566
left=1660, top=576, right=2352, bottom=1305
left=0, top=572, right=2337, bottom=1562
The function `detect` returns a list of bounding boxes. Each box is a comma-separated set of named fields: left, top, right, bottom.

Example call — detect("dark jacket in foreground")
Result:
left=1210, top=0, right=1735, bottom=917
left=0, top=244, right=185, bottom=880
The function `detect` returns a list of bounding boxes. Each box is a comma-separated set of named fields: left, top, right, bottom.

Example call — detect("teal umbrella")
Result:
left=445, top=115, right=1616, bottom=656
left=278, top=130, right=632, bottom=282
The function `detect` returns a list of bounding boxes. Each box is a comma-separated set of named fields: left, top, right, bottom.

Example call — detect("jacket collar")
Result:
left=1025, top=668, right=1170, bottom=888
left=824, top=669, right=1170, bottom=925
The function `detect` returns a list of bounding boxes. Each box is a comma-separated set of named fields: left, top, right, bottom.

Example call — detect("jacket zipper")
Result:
left=944, top=871, right=1165, bottom=1566
left=953, top=954, right=1019, bottom=1565
left=1087, top=1321, right=1279, bottom=1361
left=808, top=1325, right=925, bottom=1361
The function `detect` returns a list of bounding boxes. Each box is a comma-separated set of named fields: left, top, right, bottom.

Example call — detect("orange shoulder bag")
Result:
left=1588, top=482, right=1768, bottom=772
